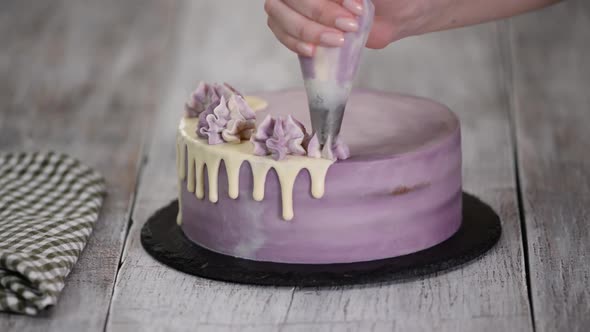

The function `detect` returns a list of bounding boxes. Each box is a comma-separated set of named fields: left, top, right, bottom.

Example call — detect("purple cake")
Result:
left=176, top=88, right=462, bottom=264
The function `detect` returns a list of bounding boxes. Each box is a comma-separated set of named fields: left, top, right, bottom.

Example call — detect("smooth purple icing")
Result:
left=180, top=89, right=462, bottom=264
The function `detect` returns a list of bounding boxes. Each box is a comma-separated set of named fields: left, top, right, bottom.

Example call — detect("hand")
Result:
left=265, top=0, right=562, bottom=56
left=264, top=0, right=417, bottom=57
left=264, top=0, right=363, bottom=57
left=367, top=0, right=427, bottom=48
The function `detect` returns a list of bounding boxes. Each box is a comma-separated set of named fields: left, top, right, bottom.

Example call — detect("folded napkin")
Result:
left=0, top=152, right=106, bottom=315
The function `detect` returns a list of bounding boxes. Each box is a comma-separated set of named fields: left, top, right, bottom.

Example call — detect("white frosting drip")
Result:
left=176, top=101, right=334, bottom=222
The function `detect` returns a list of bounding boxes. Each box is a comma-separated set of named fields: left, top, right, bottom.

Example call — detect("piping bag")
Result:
left=299, top=0, right=375, bottom=148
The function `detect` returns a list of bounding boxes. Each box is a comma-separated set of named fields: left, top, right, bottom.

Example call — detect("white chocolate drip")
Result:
left=243, top=95, right=268, bottom=112
left=176, top=114, right=333, bottom=223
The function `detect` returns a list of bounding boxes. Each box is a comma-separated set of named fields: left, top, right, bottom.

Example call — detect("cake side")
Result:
left=178, top=89, right=463, bottom=264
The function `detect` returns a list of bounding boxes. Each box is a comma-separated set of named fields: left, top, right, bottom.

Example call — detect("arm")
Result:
left=264, top=0, right=563, bottom=54
left=370, top=0, right=563, bottom=47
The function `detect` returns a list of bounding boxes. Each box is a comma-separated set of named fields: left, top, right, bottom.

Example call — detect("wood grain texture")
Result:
left=280, top=23, right=532, bottom=332
left=509, top=1, right=590, bottom=331
left=106, top=2, right=298, bottom=331
left=0, top=0, right=179, bottom=330
left=107, top=1, right=533, bottom=331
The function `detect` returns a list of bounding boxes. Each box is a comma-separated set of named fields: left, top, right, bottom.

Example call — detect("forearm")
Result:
left=410, top=0, right=561, bottom=37
left=264, top=0, right=564, bottom=54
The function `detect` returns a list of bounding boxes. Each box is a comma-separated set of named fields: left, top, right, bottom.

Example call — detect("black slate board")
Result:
left=141, top=193, right=501, bottom=287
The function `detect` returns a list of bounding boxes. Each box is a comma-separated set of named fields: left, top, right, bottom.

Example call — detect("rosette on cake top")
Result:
left=251, top=115, right=350, bottom=161
left=185, top=82, right=256, bottom=145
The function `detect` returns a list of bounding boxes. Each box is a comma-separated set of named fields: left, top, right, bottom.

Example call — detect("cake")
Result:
left=175, top=0, right=461, bottom=264
left=176, top=86, right=462, bottom=264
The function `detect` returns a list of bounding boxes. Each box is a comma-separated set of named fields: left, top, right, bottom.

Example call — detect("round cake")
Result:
left=177, top=89, right=462, bottom=264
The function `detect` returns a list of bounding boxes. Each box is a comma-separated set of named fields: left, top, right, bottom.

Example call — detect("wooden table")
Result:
left=0, top=1, right=588, bottom=331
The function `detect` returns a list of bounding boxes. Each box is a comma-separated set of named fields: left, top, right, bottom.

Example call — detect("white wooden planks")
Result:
left=509, top=1, right=590, bottom=331
left=0, top=0, right=179, bottom=330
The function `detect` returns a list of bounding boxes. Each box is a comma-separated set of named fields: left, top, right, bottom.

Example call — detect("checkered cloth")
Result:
left=0, top=152, right=106, bottom=315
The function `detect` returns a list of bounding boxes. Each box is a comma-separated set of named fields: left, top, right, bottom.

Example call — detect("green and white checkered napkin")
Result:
left=0, top=152, right=106, bottom=315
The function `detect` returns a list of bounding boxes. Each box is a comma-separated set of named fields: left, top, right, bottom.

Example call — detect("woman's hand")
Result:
left=264, top=0, right=365, bottom=56
left=265, top=0, right=562, bottom=56
left=264, top=0, right=424, bottom=56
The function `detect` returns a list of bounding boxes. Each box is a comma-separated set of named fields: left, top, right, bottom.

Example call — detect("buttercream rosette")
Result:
left=199, top=94, right=256, bottom=145
left=306, top=133, right=350, bottom=161
left=252, top=115, right=350, bottom=161
left=185, top=82, right=255, bottom=145
left=186, top=82, right=350, bottom=161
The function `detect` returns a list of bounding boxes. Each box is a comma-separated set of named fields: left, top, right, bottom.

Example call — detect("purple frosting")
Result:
left=223, top=94, right=257, bottom=143
left=185, top=82, right=210, bottom=117
left=199, top=95, right=231, bottom=145
left=185, top=82, right=242, bottom=119
left=186, top=81, right=255, bottom=145
left=252, top=115, right=350, bottom=161
left=307, top=134, right=350, bottom=160
left=251, top=115, right=307, bottom=161
left=199, top=94, right=256, bottom=145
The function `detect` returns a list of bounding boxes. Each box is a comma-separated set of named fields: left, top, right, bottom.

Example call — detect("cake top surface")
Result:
left=255, top=89, right=459, bottom=159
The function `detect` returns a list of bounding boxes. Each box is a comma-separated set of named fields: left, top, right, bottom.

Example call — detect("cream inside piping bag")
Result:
left=299, top=0, right=374, bottom=146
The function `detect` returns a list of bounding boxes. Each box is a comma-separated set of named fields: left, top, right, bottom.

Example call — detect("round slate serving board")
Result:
left=141, top=193, right=501, bottom=287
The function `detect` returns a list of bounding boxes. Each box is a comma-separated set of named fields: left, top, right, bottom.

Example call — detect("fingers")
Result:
left=282, top=0, right=359, bottom=33
left=267, top=18, right=315, bottom=56
left=341, top=0, right=364, bottom=16
left=265, top=0, right=345, bottom=49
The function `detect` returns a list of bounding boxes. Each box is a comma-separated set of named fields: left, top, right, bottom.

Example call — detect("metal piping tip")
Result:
left=309, top=104, right=346, bottom=147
